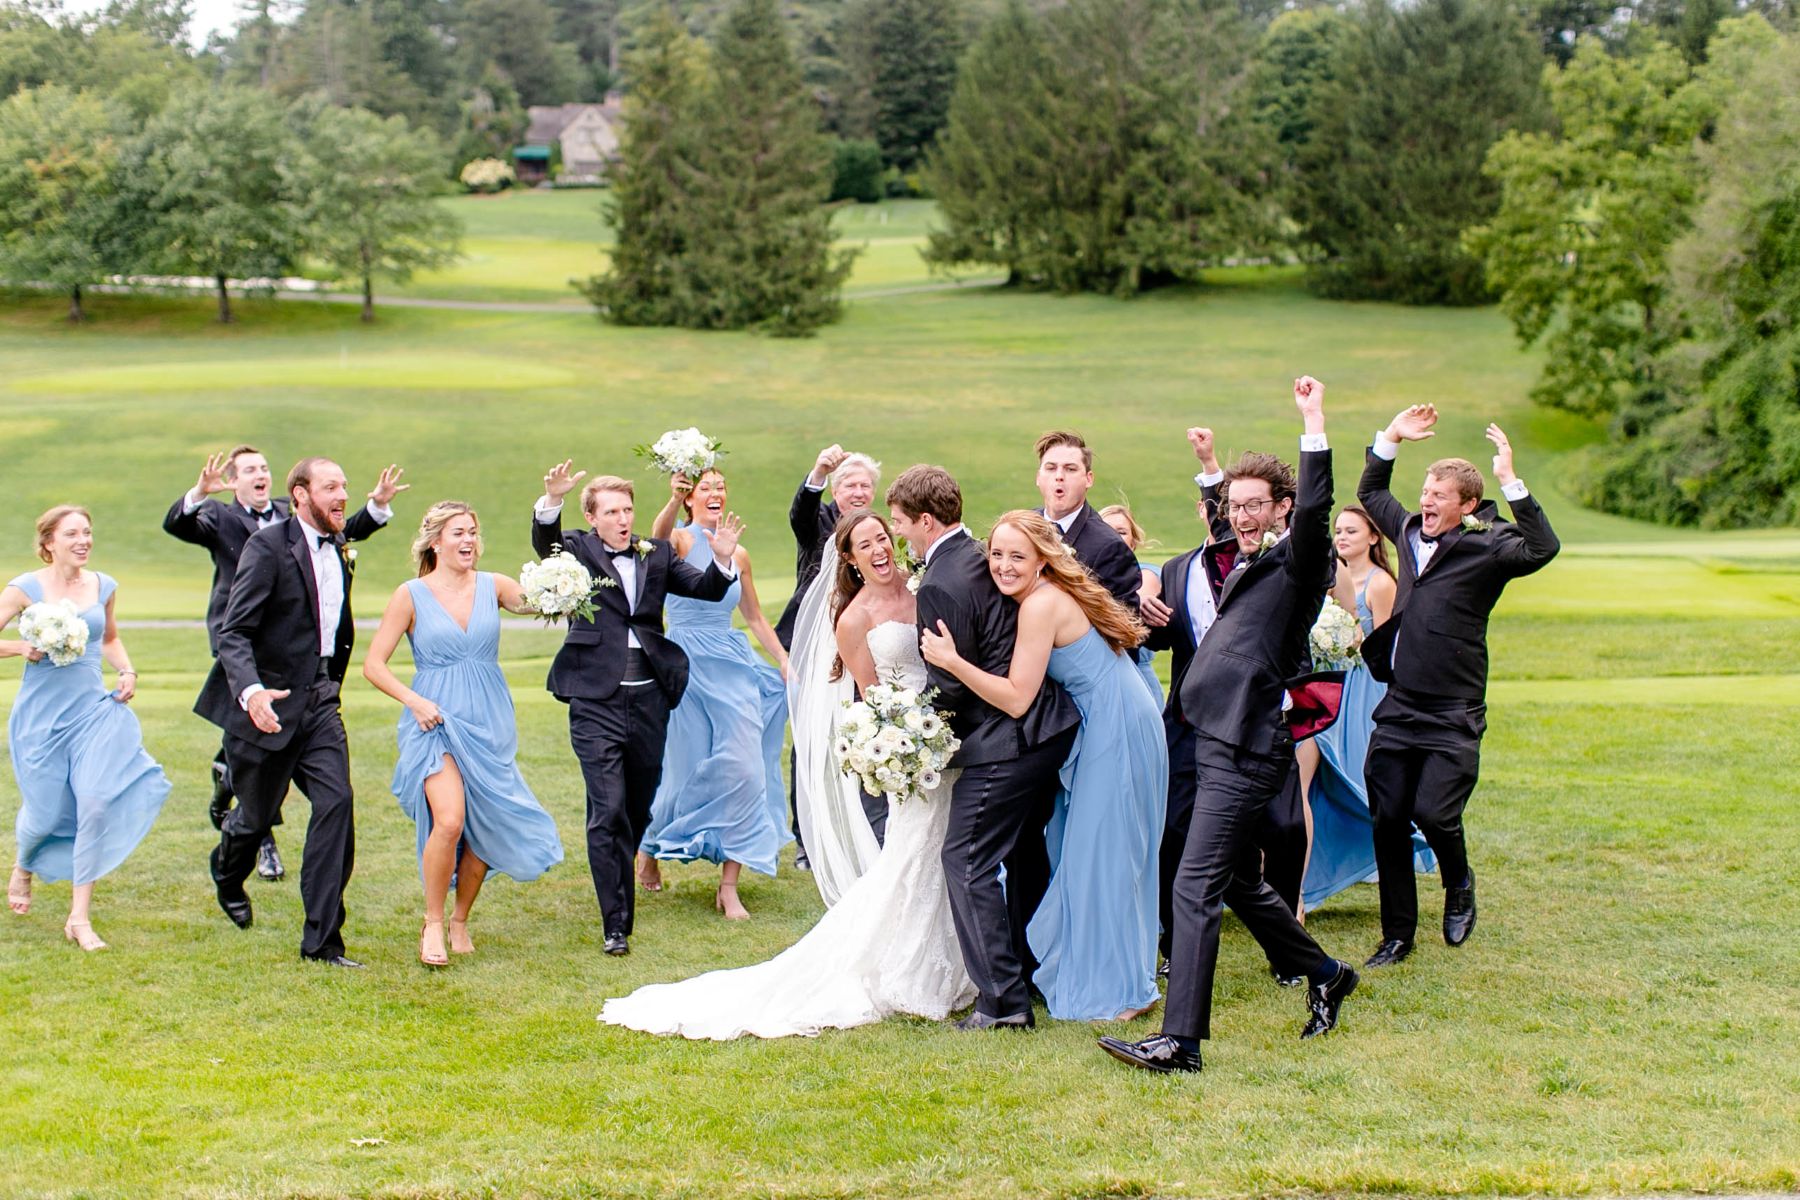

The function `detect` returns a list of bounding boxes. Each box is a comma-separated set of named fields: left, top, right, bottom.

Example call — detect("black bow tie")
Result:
left=249, top=507, right=276, bottom=523
left=604, top=544, right=637, bottom=559
left=1418, top=531, right=1440, bottom=546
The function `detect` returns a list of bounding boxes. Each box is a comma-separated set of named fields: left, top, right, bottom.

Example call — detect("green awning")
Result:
left=513, top=144, right=551, bottom=160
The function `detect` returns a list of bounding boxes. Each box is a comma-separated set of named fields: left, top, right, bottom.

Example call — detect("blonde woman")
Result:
left=2, top=506, right=170, bottom=950
left=921, top=511, right=1166, bottom=1022
left=364, top=502, right=563, bottom=967
left=1099, top=503, right=1164, bottom=704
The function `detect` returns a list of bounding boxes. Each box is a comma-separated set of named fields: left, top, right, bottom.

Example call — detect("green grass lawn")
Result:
left=377, top=193, right=998, bottom=302
left=1, top=274, right=1797, bottom=1199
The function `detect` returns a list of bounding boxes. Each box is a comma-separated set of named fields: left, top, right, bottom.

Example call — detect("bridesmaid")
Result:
left=639, top=469, right=790, bottom=920
left=1297, top=505, right=1435, bottom=909
left=922, top=511, right=1165, bottom=1022
left=363, top=501, right=563, bottom=967
left=1099, top=503, right=1163, bottom=704
left=2, top=506, right=170, bottom=950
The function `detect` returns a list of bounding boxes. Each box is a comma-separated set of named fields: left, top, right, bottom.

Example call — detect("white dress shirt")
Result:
left=1184, top=551, right=1218, bottom=648
left=1052, top=509, right=1079, bottom=535
left=238, top=513, right=345, bottom=709
left=921, top=524, right=969, bottom=568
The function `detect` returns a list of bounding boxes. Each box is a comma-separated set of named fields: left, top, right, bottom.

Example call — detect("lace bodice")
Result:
left=866, top=621, right=927, bottom=691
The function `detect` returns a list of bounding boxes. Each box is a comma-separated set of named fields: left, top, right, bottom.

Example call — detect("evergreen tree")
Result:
left=0, top=84, right=132, bottom=321
left=1294, top=0, right=1546, bottom=306
left=295, top=100, right=463, bottom=322
left=839, top=0, right=962, bottom=174
left=456, top=0, right=585, bottom=107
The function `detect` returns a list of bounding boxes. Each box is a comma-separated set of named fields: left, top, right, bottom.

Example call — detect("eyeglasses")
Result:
left=1226, top=499, right=1273, bottom=516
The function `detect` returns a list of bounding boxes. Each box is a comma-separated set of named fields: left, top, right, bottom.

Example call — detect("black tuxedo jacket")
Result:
left=1146, top=478, right=1233, bottom=738
left=163, top=494, right=383, bottom=654
left=1044, top=502, right=1143, bottom=612
left=1176, top=446, right=1334, bottom=756
left=195, top=517, right=358, bottom=750
left=916, top=531, right=1080, bottom=768
left=1356, top=449, right=1560, bottom=702
left=774, top=479, right=840, bottom=648
left=531, top=515, right=732, bottom=706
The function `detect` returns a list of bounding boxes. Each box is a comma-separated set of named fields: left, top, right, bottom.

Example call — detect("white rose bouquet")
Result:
left=1309, top=596, right=1362, bottom=671
left=834, top=683, right=959, bottom=805
left=18, top=598, right=88, bottom=666
left=634, top=427, right=724, bottom=479
left=520, top=548, right=610, bottom=623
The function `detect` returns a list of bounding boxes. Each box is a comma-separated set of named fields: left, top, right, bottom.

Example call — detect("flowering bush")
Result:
left=459, top=157, right=515, bottom=194
left=834, top=683, right=959, bottom=805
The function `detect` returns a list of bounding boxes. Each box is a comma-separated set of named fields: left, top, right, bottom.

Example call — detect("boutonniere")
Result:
left=342, top=546, right=357, bottom=566
left=906, top=573, right=921, bottom=594
left=635, top=538, right=655, bottom=558
left=1461, top=515, right=1492, bottom=533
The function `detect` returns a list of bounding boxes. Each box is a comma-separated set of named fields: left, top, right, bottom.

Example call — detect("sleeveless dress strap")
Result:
left=7, top=574, right=40, bottom=601
left=97, top=572, right=117, bottom=605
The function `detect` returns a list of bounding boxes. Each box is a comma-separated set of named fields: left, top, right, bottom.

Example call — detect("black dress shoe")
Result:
left=1364, top=938, right=1413, bottom=968
left=1098, top=1034, right=1202, bottom=1074
left=306, top=954, right=365, bottom=969
left=954, top=1009, right=1033, bottom=1031
left=1270, top=964, right=1305, bottom=988
left=1156, top=959, right=1170, bottom=980
left=208, top=763, right=231, bottom=830
left=1443, top=874, right=1476, bottom=946
left=210, top=846, right=253, bottom=929
left=1301, top=961, right=1358, bottom=1039
left=603, top=933, right=630, bottom=956
left=256, top=835, right=284, bottom=882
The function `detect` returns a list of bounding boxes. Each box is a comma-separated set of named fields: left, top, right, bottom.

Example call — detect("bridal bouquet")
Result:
left=520, top=548, right=608, bottom=623
left=635, top=427, right=724, bottom=478
left=1309, top=596, right=1362, bottom=670
left=836, top=683, right=960, bottom=805
left=18, top=599, right=88, bottom=666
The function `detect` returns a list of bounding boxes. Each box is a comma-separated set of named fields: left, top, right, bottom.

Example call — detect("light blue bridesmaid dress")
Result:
left=391, top=573, right=563, bottom=881
left=641, top=527, right=789, bottom=875
left=7, top=572, right=169, bottom=885
left=1132, top=560, right=1163, bottom=704
left=1028, top=627, right=1167, bottom=1020
left=1302, top=577, right=1437, bottom=908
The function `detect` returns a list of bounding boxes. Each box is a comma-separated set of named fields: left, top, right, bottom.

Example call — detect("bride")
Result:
left=599, top=512, right=975, bottom=1039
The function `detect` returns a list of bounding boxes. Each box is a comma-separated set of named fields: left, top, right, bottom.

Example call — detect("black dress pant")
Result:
left=1258, top=769, right=1309, bottom=917
left=1162, top=731, right=1331, bottom=1042
left=1158, top=726, right=1197, bottom=960
left=861, top=786, right=889, bottom=846
left=216, top=678, right=354, bottom=959
left=569, top=687, right=671, bottom=937
left=942, top=728, right=1077, bottom=1019
left=1366, top=689, right=1484, bottom=942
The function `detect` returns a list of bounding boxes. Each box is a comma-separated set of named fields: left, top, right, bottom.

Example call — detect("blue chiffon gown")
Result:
left=1029, top=628, right=1167, bottom=1020
left=641, top=527, right=789, bottom=875
left=8, top=572, right=169, bottom=885
left=1302, top=578, right=1437, bottom=908
left=1132, top=561, right=1163, bottom=704
left=391, top=574, right=563, bottom=882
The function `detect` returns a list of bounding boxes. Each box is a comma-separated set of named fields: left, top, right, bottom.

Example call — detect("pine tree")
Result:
left=839, top=0, right=962, bottom=174
left=1293, top=0, right=1546, bottom=305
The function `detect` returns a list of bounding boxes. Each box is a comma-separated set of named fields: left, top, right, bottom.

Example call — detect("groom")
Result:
left=889, top=465, right=1080, bottom=1030
left=532, top=461, right=740, bottom=956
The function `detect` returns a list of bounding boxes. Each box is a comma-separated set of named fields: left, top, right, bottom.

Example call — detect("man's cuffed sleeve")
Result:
left=1300, top=434, right=1329, bottom=453
left=238, top=683, right=265, bottom=710
left=1372, top=433, right=1399, bottom=461
left=1501, top=479, right=1530, bottom=502
left=365, top=500, right=393, bottom=524
left=1193, top=469, right=1224, bottom=489
left=534, top=498, right=562, bottom=523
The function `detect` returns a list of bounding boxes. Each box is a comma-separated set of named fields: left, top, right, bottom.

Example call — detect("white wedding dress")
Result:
left=600, top=622, right=975, bottom=1039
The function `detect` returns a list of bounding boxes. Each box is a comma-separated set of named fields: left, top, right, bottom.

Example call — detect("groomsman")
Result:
left=196, top=457, right=401, bottom=966
left=1356, top=406, right=1560, bottom=967
left=1033, top=431, right=1143, bottom=611
left=1102, top=378, right=1358, bottom=1075
left=532, top=462, right=739, bottom=956
left=776, top=446, right=881, bottom=855
left=164, top=446, right=401, bottom=881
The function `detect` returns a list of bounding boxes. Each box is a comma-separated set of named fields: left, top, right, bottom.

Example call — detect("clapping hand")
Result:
left=1486, top=423, right=1517, bottom=484
left=543, top=459, right=586, bottom=502
left=407, top=697, right=444, bottom=733
left=196, top=451, right=230, bottom=495
left=368, top=464, right=410, bottom=507
left=248, top=688, right=290, bottom=735
left=711, top=511, right=746, bottom=561
left=1385, top=404, right=1438, bottom=443
left=919, top=619, right=963, bottom=669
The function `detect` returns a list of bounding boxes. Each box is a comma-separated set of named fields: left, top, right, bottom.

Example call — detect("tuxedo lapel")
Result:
left=1217, top=549, right=1268, bottom=611
left=1416, top=525, right=1467, bottom=581
left=588, top=537, right=625, bottom=596
left=286, top=522, right=322, bottom=634
left=1161, top=549, right=1197, bottom=654
left=633, top=543, right=652, bottom=609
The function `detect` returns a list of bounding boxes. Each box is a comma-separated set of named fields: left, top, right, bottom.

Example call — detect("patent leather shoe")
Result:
left=1270, top=963, right=1305, bottom=988
left=210, top=846, right=253, bottom=929
left=307, top=954, right=365, bottom=969
left=208, top=762, right=231, bottom=830
left=1301, top=961, right=1358, bottom=1039
left=1443, top=875, right=1476, bottom=946
left=603, top=933, right=630, bottom=957
left=954, top=1009, right=1032, bottom=1031
left=256, top=835, right=284, bottom=882
left=1098, top=1034, right=1202, bottom=1074
left=1364, top=938, right=1413, bottom=968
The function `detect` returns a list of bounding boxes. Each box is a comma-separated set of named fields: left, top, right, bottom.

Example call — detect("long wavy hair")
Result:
left=412, top=500, right=483, bottom=576
left=988, top=510, right=1146, bottom=655
left=827, top=509, right=899, bottom=682
left=1337, top=504, right=1394, bottom=578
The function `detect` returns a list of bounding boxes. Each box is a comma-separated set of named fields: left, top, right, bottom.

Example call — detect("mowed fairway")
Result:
left=0, top=274, right=1797, bottom=1200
